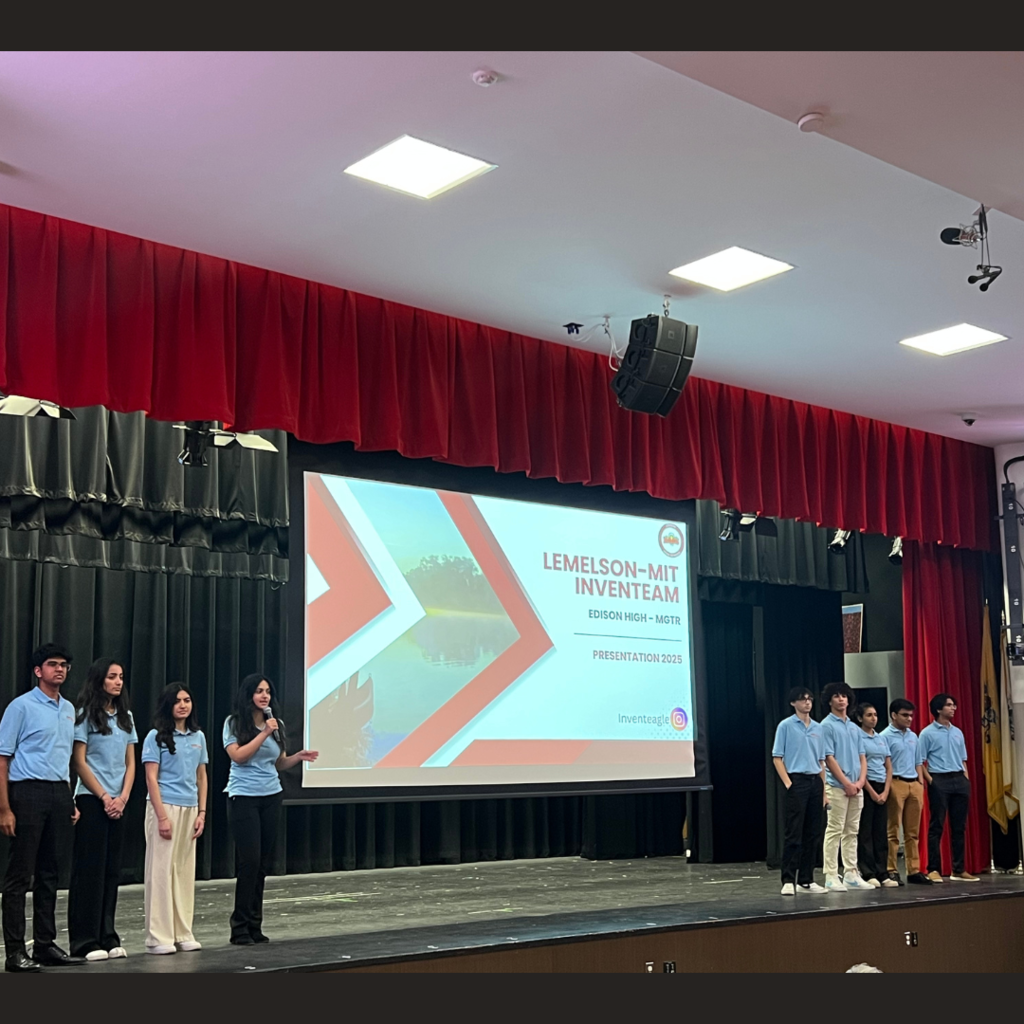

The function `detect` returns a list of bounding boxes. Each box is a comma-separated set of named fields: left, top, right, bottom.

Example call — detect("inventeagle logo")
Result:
left=670, top=707, right=689, bottom=731
left=658, top=523, right=683, bottom=558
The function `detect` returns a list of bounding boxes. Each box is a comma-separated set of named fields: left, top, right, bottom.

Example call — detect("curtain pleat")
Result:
left=902, top=541, right=994, bottom=873
left=0, top=203, right=996, bottom=551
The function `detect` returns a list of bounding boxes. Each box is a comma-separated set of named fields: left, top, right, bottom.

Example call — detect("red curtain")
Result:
left=902, top=540, right=990, bottom=872
left=0, top=203, right=996, bottom=551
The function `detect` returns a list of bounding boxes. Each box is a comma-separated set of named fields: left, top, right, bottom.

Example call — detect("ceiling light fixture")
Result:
left=669, top=247, right=793, bottom=292
left=898, top=323, right=1007, bottom=357
left=344, top=135, right=495, bottom=199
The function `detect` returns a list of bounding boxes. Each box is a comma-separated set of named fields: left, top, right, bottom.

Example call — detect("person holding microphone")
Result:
left=141, top=683, right=208, bottom=955
left=223, top=674, right=318, bottom=945
left=68, top=658, right=138, bottom=960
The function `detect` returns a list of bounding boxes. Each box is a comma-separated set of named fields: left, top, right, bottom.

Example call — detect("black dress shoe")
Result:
left=31, top=944, right=87, bottom=966
left=229, top=934, right=255, bottom=946
left=6, top=950, right=42, bottom=973
left=251, top=933, right=270, bottom=944
left=907, top=872, right=933, bottom=885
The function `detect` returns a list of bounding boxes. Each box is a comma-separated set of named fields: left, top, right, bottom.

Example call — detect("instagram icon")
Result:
left=670, top=707, right=688, bottom=731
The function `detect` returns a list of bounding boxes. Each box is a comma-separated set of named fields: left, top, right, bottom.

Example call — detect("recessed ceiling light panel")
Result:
left=344, top=135, right=495, bottom=199
left=898, top=323, right=1007, bottom=356
left=669, top=246, right=793, bottom=292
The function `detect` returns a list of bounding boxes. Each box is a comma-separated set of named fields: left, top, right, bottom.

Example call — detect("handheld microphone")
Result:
left=263, top=706, right=282, bottom=745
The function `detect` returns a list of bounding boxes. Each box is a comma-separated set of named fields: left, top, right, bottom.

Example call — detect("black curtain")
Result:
left=696, top=499, right=868, bottom=592
left=0, top=406, right=288, bottom=581
left=702, top=601, right=764, bottom=862
left=761, top=584, right=845, bottom=868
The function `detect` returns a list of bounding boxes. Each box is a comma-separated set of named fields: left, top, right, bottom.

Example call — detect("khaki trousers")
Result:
left=144, top=803, right=198, bottom=948
left=886, top=778, right=923, bottom=875
left=824, top=785, right=863, bottom=879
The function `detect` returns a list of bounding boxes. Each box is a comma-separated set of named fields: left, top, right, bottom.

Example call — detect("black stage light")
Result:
left=888, top=536, right=903, bottom=566
left=176, top=420, right=213, bottom=467
left=828, top=529, right=852, bottom=553
left=719, top=508, right=740, bottom=542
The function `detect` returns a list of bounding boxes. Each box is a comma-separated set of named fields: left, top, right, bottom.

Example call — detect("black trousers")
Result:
left=67, top=795, right=125, bottom=956
left=227, top=792, right=282, bottom=939
left=1, top=780, right=74, bottom=957
left=781, top=774, right=823, bottom=884
left=857, top=788, right=889, bottom=881
left=927, top=771, right=971, bottom=874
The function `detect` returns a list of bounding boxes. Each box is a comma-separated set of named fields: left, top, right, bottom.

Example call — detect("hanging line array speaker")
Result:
left=610, top=315, right=698, bottom=417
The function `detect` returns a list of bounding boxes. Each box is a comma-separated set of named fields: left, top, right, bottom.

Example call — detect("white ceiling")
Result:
left=0, top=50, right=1022, bottom=446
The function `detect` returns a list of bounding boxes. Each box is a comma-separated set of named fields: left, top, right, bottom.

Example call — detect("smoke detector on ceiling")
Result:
left=472, top=69, right=500, bottom=87
left=797, top=112, right=826, bottom=133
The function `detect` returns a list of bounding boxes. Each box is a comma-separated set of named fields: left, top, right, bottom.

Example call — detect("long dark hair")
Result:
left=229, top=673, right=286, bottom=750
left=855, top=703, right=877, bottom=729
left=154, top=682, right=200, bottom=754
left=75, top=657, right=133, bottom=735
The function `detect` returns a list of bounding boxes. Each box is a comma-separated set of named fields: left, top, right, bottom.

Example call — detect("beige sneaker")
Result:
left=950, top=871, right=980, bottom=882
left=926, top=870, right=944, bottom=883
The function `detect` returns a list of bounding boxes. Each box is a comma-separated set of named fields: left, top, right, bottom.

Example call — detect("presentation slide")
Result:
left=302, top=472, right=697, bottom=788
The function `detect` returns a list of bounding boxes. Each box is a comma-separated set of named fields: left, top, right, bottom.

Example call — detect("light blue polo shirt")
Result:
left=74, top=711, right=138, bottom=798
left=860, top=730, right=890, bottom=784
left=772, top=714, right=825, bottom=775
left=141, top=728, right=208, bottom=807
left=882, top=723, right=921, bottom=778
left=0, top=687, right=76, bottom=782
left=223, top=717, right=282, bottom=797
left=822, top=712, right=867, bottom=788
left=918, top=720, right=968, bottom=773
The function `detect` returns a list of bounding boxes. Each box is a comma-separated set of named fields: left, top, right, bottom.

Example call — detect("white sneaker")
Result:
left=844, top=872, right=875, bottom=891
left=176, top=940, right=202, bottom=952
left=867, top=877, right=882, bottom=888
left=781, top=882, right=796, bottom=895
left=881, top=877, right=900, bottom=888
left=146, top=945, right=176, bottom=955
left=84, top=949, right=109, bottom=962
left=825, top=876, right=847, bottom=892
left=798, top=882, right=828, bottom=893
left=108, top=947, right=128, bottom=959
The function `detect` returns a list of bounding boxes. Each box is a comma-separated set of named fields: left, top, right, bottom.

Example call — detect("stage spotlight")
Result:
left=719, top=508, right=740, bottom=542
left=175, top=420, right=213, bottom=467
left=888, top=536, right=903, bottom=565
left=0, top=393, right=76, bottom=419
left=174, top=421, right=280, bottom=467
left=828, top=529, right=852, bottom=553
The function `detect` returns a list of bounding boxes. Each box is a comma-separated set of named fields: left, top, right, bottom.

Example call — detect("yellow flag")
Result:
left=982, top=608, right=1009, bottom=833
left=999, top=625, right=1020, bottom=820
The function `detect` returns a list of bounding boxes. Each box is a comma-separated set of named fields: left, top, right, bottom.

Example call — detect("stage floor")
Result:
left=41, top=857, right=1024, bottom=973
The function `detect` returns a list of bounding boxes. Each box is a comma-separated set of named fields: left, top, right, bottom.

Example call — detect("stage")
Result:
left=42, top=857, right=1024, bottom=973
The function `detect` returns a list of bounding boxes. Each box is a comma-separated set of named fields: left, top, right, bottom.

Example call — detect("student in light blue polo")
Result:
left=919, top=693, right=977, bottom=882
left=141, top=683, right=208, bottom=955
left=0, top=643, right=85, bottom=973
left=223, top=673, right=318, bottom=945
left=853, top=703, right=892, bottom=888
left=772, top=687, right=828, bottom=896
left=820, top=681, right=872, bottom=891
left=68, top=657, right=138, bottom=961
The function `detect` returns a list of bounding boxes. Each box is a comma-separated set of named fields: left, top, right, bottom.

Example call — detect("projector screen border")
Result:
left=281, top=441, right=711, bottom=805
